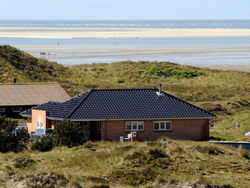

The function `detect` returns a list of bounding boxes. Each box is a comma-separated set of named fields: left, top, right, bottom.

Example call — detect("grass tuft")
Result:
left=0, top=139, right=249, bottom=187
left=14, top=158, right=36, bottom=169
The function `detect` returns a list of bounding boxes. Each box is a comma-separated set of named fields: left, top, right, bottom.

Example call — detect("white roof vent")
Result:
left=156, top=83, right=164, bottom=96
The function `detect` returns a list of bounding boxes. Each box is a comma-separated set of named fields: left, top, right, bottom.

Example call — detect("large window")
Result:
left=153, top=121, right=172, bottom=131
left=12, top=106, right=22, bottom=112
left=126, top=121, right=144, bottom=131
left=0, top=107, right=5, bottom=113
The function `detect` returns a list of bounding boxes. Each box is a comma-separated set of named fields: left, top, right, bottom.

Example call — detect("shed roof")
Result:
left=0, top=83, right=70, bottom=106
left=20, top=88, right=215, bottom=120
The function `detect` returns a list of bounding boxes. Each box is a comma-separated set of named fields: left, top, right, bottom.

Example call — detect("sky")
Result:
left=0, top=0, right=250, bottom=20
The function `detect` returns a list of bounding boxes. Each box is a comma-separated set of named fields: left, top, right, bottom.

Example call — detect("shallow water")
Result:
left=1, top=19, right=250, bottom=29
left=1, top=37, right=249, bottom=68
left=0, top=20, right=250, bottom=71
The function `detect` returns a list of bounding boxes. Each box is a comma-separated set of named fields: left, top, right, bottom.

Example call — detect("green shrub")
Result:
left=144, top=65, right=204, bottom=79
left=10, top=128, right=30, bottom=152
left=31, top=135, right=54, bottom=152
left=54, top=120, right=87, bottom=148
left=171, top=69, right=204, bottom=79
left=117, top=79, right=125, bottom=83
left=144, top=65, right=166, bottom=76
left=0, top=116, right=30, bottom=153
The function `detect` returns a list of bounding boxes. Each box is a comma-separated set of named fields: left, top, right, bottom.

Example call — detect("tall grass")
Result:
left=0, top=139, right=249, bottom=187
left=211, top=110, right=250, bottom=141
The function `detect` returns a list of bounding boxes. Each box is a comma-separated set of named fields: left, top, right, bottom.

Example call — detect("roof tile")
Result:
left=0, top=83, right=70, bottom=106
left=21, top=89, right=215, bottom=120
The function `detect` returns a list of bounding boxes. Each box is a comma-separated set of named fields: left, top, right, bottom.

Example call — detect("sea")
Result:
left=0, top=20, right=250, bottom=71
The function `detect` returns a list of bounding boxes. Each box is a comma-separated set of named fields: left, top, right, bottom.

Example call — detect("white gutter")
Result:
left=20, top=114, right=31, bottom=118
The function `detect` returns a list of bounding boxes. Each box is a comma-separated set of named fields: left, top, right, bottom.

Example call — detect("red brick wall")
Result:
left=101, top=119, right=209, bottom=141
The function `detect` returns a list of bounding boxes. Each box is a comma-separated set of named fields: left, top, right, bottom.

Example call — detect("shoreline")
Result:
left=1, top=28, right=250, bottom=39
left=186, top=64, right=250, bottom=73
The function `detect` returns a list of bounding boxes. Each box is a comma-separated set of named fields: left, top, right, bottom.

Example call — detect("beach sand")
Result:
left=1, top=27, right=249, bottom=72
left=196, top=64, right=250, bottom=72
left=1, top=27, right=250, bottom=38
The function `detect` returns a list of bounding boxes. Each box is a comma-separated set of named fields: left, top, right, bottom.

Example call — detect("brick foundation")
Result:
left=27, top=112, right=209, bottom=141
left=101, top=119, right=209, bottom=141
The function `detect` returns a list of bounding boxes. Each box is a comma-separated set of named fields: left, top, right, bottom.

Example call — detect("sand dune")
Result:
left=1, top=27, right=250, bottom=38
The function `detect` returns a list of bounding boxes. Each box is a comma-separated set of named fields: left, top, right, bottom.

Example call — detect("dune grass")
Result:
left=211, top=110, right=250, bottom=141
left=1, top=45, right=250, bottom=140
left=0, top=138, right=249, bottom=187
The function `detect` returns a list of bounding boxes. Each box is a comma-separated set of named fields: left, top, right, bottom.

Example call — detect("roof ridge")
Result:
left=162, top=91, right=216, bottom=117
left=66, top=90, right=93, bottom=119
left=93, top=88, right=156, bottom=91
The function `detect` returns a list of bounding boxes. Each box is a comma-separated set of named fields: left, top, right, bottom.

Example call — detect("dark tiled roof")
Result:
left=20, top=101, right=62, bottom=117
left=0, top=83, right=70, bottom=106
left=20, top=89, right=215, bottom=120
left=20, top=91, right=91, bottom=118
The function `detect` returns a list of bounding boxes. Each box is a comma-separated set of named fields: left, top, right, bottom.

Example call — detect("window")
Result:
left=36, top=115, right=44, bottom=129
left=138, top=122, right=144, bottom=131
left=160, top=122, right=165, bottom=129
left=12, top=106, right=22, bottom=112
left=153, top=121, right=172, bottom=131
left=126, top=121, right=144, bottom=131
left=0, top=107, right=5, bottom=113
left=126, top=122, right=132, bottom=131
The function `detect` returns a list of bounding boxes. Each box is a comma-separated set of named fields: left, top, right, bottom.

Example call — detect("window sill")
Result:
left=125, top=130, right=144, bottom=133
left=153, top=129, right=172, bottom=132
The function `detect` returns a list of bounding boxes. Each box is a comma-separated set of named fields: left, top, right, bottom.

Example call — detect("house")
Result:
left=0, top=83, right=70, bottom=118
left=20, top=85, right=215, bottom=141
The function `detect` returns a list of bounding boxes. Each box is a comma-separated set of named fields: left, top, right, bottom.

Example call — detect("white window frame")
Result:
left=126, top=121, right=144, bottom=132
left=12, top=106, right=22, bottom=112
left=153, top=121, right=172, bottom=131
left=36, top=115, right=44, bottom=129
left=0, top=107, right=6, bottom=112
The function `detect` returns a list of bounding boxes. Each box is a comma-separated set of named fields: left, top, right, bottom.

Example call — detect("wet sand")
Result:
left=20, top=45, right=250, bottom=72
left=196, top=64, right=250, bottom=72
left=1, top=27, right=250, bottom=38
left=1, top=27, right=249, bottom=72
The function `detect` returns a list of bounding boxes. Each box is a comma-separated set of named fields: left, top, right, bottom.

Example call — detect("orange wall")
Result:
left=101, top=119, right=209, bottom=141
left=27, top=110, right=47, bottom=133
